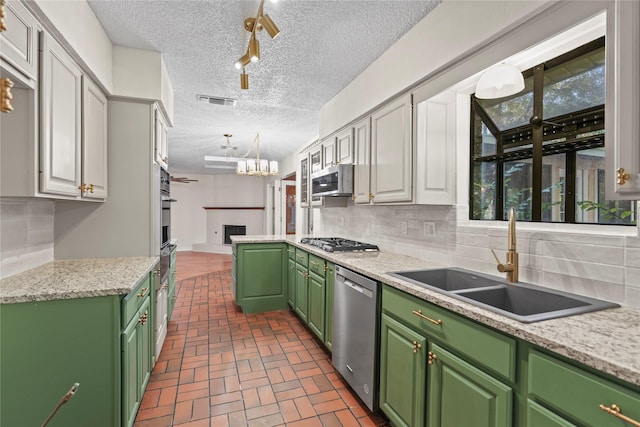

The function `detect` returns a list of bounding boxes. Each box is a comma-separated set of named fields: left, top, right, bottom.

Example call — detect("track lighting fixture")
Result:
left=234, top=0, right=280, bottom=89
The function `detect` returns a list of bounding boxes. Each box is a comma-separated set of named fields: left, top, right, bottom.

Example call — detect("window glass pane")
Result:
left=542, top=154, right=565, bottom=222
left=543, top=46, right=605, bottom=119
left=575, top=148, right=636, bottom=225
left=472, top=113, right=497, bottom=158
left=504, top=160, right=532, bottom=221
left=477, top=77, right=533, bottom=131
left=472, top=161, right=496, bottom=220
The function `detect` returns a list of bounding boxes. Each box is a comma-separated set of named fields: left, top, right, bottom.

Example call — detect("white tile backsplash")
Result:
left=317, top=203, right=640, bottom=308
left=0, top=198, right=54, bottom=279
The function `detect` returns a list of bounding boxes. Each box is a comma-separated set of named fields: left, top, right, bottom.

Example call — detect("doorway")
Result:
left=282, top=173, right=296, bottom=235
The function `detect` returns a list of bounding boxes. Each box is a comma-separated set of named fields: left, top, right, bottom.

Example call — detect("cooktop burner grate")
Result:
left=299, top=237, right=379, bottom=252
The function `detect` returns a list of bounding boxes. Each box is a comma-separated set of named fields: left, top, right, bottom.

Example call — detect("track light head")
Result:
left=240, top=69, right=249, bottom=90
left=248, top=37, right=260, bottom=62
left=261, top=14, right=280, bottom=39
left=234, top=52, right=251, bottom=69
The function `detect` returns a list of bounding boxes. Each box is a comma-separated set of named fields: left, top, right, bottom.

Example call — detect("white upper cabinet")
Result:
left=336, top=127, right=353, bottom=165
left=154, top=106, right=169, bottom=170
left=370, top=93, right=412, bottom=204
left=82, top=76, right=108, bottom=199
left=321, top=137, right=336, bottom=169
left=0, top=0, right=39, bottom=82
left=39, top=32, right=82, bottom=197
left=309, top=146, right=323, bottom=206
left=413, top=88, right=456, bottom=205
left=605, top=0, right=640, bottom=200
left=353, top=116, right=371, bottom=204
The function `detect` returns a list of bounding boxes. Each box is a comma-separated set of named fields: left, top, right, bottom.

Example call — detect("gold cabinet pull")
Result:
left=1, top=77, right=14, bottom=113
left=0, top=0, right=7, bottom=32
left=428, top=351, right=437, bottom=365
left=412, top=309, right=442, bottom=325
left=296, top=253, right=305, bottom=259
left=600, top=404, right=640, bottom=427
left=88, top=184, right=94, bottom=193
left=138, top=310, right=149, bottom=325
left=78, top=183, right=87, bottom=193
left=412, top=341, right=422, bottom=353
left=369, top=192, right=374, bottom=201
left=137, top=287, right=149, bottom=298
left=617, top=168, right=631, bottom=186
left=287, top=249, right=294, bottom=254
left=310, top=260, right=320, bottom=267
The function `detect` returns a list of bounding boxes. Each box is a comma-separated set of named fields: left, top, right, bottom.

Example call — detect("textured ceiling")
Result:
left=88, top=0, right=441, bottom=175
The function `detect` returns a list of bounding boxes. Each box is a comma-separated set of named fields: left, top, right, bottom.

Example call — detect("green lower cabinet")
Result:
left=324, top=262, right=335, bottom=351
left=0, top=296, right=121, bottom=427
left=427, top=343, right=512, bottom=427
left=288, top=258, right=296, bottom=307
left=235, top=243, right=288, bottom=313
left=379, top=313, right=427, bottom=427
left=526, top=400, right=577, bottom=427
left=295, top=263, right=309, bottom=321
left=307, top=270, right=325, bottom=341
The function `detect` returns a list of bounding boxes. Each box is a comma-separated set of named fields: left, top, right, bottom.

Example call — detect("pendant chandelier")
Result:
left=236, top=133, right=279, bottom=176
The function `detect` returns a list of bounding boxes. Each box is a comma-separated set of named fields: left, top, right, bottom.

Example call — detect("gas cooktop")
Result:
left=299, top=237, right=379, bottom=253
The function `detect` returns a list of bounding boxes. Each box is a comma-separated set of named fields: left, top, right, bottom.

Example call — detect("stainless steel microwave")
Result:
left=311, top=164, right=353, bottom=197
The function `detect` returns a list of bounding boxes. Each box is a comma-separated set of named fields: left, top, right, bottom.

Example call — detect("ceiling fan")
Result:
left=170, top=176, right=199, bottom=183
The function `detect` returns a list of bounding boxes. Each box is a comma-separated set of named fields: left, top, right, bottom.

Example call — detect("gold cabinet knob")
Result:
left=0, top=0, right=7, bottom=33
left=137, top=287, right=150, bottom=298
left=369, top=192, right=374, bottom=201
left=88, top=184, right=94, bottom=193
left=1, top=77, right=14, bottom=113
left=412, top=340, right=422, bottom=353
left=428, top=351, right=437, bottom=365
left=78, top=183, right=87, bottom=193
left=617, top=168, right=631, bottom=186
left=138, top=310, right=149, bottom=325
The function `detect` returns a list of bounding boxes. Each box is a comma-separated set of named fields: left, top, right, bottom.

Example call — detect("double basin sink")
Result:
left=387, top=268, right=619, bottom=323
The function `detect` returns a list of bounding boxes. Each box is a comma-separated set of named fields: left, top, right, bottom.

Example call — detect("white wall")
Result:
left=0, top=198, right=54, bottom=279
left=170, top=173, right=266, bottom=252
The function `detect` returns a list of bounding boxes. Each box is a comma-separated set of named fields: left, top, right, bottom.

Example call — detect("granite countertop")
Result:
left=0, top=257, right=159, bottom=304
left=232, top=235, right=640, bottom=388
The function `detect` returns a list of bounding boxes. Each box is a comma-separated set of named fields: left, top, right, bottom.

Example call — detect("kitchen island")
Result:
left=233, top=235, right=640, bottom=427
left=0, top=256, right=159, bottom=427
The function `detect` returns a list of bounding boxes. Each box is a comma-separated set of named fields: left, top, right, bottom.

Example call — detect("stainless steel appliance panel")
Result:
left=332, top=265, right=379, bottom=411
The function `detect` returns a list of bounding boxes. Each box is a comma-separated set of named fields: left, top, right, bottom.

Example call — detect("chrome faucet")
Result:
left=491, top=208, right=519, bottom=283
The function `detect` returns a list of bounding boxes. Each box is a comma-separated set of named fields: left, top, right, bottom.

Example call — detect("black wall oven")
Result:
left=160, top=168, right=176, bottom=283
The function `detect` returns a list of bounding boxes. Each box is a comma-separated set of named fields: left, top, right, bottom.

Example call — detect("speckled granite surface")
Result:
left=0, top=257, right=159, bottom=304
left=233, top=235, right=640, bottom=388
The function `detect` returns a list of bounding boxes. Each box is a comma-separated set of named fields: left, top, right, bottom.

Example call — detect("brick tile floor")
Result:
left=134, top=260, right=389, bottom=427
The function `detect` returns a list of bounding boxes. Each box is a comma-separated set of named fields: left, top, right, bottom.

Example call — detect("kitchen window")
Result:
left=470, top=37, right=636, bottom=225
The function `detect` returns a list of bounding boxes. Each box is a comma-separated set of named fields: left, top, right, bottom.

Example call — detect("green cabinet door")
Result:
left=236, top=243, right=288, bottom=313
left=379, top=313, right=427, bottom=427
left=427, top=343, right=512, bottom=427
left=527, top=400, right=578, bottom=427
left=295, top=263, right=309, bottom=322
left=324, top=262, right=335, bottom=351
left=122, top=296, right=152, bottom=427
left=288, top=258, right=296, bottom=307
left=307, top=270, right=325, bottom=341
left=0, top=296, right=120, bottom=427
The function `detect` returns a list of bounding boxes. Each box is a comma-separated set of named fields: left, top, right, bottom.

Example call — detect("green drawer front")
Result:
left=122, top=273, right=152, bottom=325
left=308, top=254, right=326, bottom=277
left=382, top=285, right=516, bottom=382
left=287, top=245, right=296, bottom=260
left=295, top=248, right=308, bottom=267
left=527, top=400, right=577, bottom=427
left=528, top=350, right=640, bottom=427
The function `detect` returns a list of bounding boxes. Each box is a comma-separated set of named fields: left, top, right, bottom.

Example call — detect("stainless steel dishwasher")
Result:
left=332, top=265, right=379, bottom=411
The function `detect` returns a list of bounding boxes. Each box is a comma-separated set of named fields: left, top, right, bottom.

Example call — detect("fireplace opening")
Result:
left=224, top=225, right=246, bottom=244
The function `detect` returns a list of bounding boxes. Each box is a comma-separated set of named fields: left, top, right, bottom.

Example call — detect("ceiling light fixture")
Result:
left=234, top=0, right=280, bottom=89
left=236, top=133, right=279, bottom=176
left=475, top=63, right=525, bottom=99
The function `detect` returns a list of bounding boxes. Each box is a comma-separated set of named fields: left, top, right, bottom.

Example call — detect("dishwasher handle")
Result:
left=341, top=278, right=374, bottom=298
